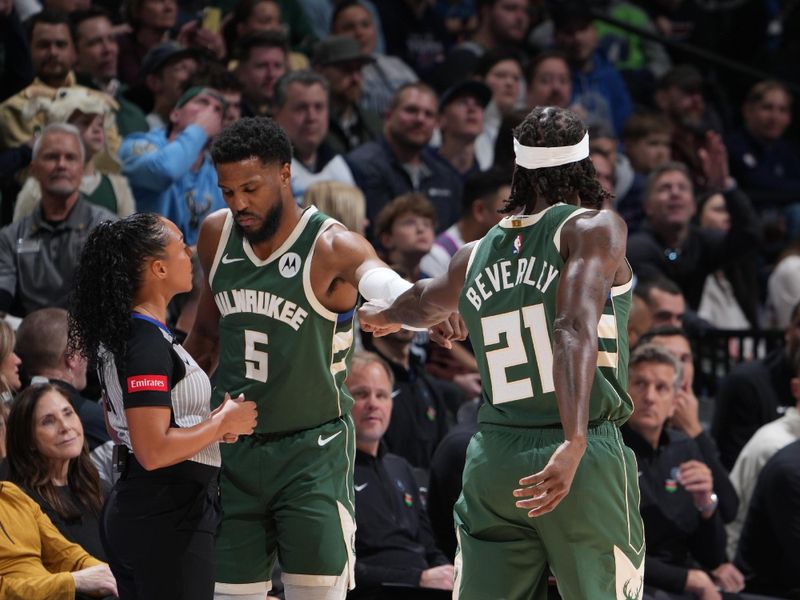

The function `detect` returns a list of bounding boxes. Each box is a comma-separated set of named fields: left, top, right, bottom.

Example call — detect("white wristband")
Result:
left=358, top=267, right=413, bottom=302
left=358, top=268, right=426, bottom=332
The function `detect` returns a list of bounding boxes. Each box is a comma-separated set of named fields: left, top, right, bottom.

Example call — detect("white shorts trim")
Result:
left=214, top=580, right=271, bottom=594
left=282, top=573, right=340, bottom=587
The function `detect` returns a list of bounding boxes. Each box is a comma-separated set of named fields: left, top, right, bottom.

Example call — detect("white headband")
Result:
left=513, top=132, right=590, bottom=169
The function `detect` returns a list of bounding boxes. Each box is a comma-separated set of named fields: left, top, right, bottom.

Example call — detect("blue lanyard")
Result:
left=130, top=313, right=172, bottom=338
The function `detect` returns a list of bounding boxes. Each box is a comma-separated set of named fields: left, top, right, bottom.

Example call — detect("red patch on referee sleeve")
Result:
left=127, top=375, right=168, bottom=393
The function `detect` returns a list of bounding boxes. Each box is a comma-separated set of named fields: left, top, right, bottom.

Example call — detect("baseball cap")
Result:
left=312, top=35, right=375, bottom=67
left=438, top=80, right=492, bottom=113
left=174, top=86, right=227, bottom=111
left=140, top=42, right=202, bottom=77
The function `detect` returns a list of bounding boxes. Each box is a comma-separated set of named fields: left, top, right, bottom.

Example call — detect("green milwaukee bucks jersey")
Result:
left=458, top=203, right=633, bottom=428
left=209, top=206, right=355, bottom=433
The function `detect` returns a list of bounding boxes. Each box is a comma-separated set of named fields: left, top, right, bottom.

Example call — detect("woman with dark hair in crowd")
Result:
left=6, top=383, right=107, bottom=561
left=68, top=213, right=257, bottom=600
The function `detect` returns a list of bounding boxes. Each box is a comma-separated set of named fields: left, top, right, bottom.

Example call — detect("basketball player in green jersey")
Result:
left=185, top=118, right=463, bottom=600
left=359, top=106, right=646, bottom=600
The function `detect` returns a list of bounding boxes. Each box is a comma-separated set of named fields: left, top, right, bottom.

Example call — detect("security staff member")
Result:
left=68, top=213, right=257, bottom=600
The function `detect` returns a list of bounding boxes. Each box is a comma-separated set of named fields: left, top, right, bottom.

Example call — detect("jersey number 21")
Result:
left=482, top=304, right=554, bottom=404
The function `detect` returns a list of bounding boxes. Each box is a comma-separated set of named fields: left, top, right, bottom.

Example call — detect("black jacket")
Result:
left=377, top=351, right=451, bottom=470
left=626, top=186, right=760, bottom=310
left=737, top=439, right=800, bottom=598
left=346, top=138, right=462, bottom=241
left=622, top=426, right=732, bottom=594
left=351, top=445, right=449, bottom=596
left=711, top=349, right=795, bottom=470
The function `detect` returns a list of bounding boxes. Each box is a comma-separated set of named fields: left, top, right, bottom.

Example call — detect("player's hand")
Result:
left=513, top=439, right=585, bottom=517
left=428, top=312, right=467, bottom=349
left=213, top=393, right=257, bottom=437
left=677, top=460, right=714, bottom=508
left=358, top=300, right=402, bottom=337
left=685, top=569, right=722, bottom=600
left=419, top=564, right=454, bottom=590
left=711, top=563, right=745, bottom=593
left=72, top=564, right=118, bottom=597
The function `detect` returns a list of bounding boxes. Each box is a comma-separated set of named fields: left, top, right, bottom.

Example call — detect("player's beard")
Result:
left=236, top=201, right=283, bottom=244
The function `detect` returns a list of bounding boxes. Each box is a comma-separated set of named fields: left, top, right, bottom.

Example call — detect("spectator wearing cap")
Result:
left=189, top=63, right=243, bottom=130
left=551, top=2, right=633, bottom=136
left=272, top=70, right=356, bottom=203
left=331, top=0, right=417, bottom=117
left=119, top=85, right=226, bottom=245
left=346, top=82, right=463, bottom=240
left=434, top=80, right=491, bottom=178
left=313, top=35, right=382, bottom=155
left=71, top=7, right=148, bottom=137
left=234, top=30, right=288, bottom=118
left=116, top=0, right=178, bottom=86
left=135, top=41, right=201, bottom=131
left=654, top=64, right=725, bottom=190
left=0, top=123, right=116, bottom=318
left=0, top=10, right=123, bottom=154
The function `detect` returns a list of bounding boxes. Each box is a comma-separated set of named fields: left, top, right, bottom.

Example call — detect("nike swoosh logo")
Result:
left=318, top=431, right=343, bottom=446
left=221, top=254, right=244, bottom=264
left=354, top=483, right=368, bottom=492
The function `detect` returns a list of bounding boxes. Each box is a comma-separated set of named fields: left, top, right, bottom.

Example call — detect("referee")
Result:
left=68, top=213, right=257, bottom=600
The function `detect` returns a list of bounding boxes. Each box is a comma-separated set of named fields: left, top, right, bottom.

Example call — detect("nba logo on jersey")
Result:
left=279, top=252, right=302, bottom=278
left=512, top=235, right=522, bottom=255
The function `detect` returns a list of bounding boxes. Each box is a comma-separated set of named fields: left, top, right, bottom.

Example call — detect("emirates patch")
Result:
left=127, top=375, right=168, bottom=393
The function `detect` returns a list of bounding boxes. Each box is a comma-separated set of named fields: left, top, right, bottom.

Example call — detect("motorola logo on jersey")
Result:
left=279, top=252, right=302, bottom=278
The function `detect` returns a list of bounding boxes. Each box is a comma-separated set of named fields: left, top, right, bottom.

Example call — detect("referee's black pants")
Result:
left=100, top=454, right=221, bottom=600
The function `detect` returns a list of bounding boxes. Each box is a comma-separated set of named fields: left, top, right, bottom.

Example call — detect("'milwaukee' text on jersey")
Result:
left=208, top=206, right=356, bottom=435
left=213, top=288, right=308, bottom=331
left=464, top=256, right=560, bottom=311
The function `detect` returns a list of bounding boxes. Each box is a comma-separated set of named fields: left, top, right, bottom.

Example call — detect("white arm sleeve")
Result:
left=357, top=267, right=426, bottom=331
left=358, top=267, right=414, bottom=302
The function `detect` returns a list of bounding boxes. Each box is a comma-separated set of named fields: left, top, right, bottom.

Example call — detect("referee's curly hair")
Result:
left=211, top=116, right=292, bottom=166
left=68, top=213, right=171, bottom=365
left=504, top=106, right=611, bottom=213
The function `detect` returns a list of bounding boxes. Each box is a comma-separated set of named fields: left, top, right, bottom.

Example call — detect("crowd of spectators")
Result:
left=1, top=0, right=800, bottom=598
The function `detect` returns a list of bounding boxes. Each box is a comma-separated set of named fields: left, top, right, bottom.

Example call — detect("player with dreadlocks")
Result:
left=359, top=106, right=645, bottom=599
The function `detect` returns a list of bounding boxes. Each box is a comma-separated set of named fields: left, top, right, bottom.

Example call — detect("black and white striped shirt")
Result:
left=99, top=315, right=221, bottom=468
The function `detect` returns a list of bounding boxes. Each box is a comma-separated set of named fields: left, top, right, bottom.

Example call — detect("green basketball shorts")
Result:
left=454, top=421, right=645, bottom=600
left=214, top=416, right=356, bottom=596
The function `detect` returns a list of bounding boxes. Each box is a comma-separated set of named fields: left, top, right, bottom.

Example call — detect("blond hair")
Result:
left=302, top=181, right=367, bottom=235
left=0, top=320, right=16, bottom=397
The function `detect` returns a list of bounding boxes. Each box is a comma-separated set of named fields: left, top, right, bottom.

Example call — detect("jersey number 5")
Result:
left=244, top=330, right=268, bottom=382
left=481, top=304, right=554, bottom=404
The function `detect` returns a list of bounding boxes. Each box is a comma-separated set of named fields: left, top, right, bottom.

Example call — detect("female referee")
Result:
left=68, top=213, right=257, bottom=600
